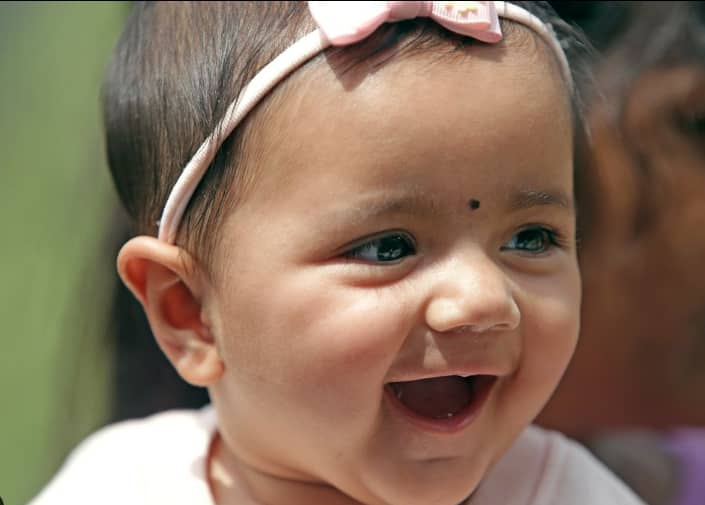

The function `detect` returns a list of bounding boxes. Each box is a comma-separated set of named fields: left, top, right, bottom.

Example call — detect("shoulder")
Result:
left=523, top=426, right=646, bottom=504
left=28, top=406, right=216, bottom=505
left=471, top=425, right=646, bottom=505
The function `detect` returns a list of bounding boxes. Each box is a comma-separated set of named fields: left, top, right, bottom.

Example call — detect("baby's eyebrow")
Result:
left=325, top=186, right=574, bottom=228
left=332, top=190, right=446, bottom=226
left=507, top=188, right=574, bottom=213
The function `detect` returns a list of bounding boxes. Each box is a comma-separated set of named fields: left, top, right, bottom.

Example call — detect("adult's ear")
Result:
left=622, top=64, right=705, bottom=160
left=622, top=65, right=705, bottom=233
left=117, top=236, right=224, bottom=387
left=582, top=65, right=705, bottom=242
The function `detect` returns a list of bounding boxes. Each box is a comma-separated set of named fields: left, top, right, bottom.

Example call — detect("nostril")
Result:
left=449, top=325, right=481, bottom=334
left=449, top=321, right=514, bottom=334
left=493, top=321, right=516, bottom=331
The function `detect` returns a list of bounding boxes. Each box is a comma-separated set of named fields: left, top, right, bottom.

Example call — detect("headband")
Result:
left=158, top=1, right=572, bottom=243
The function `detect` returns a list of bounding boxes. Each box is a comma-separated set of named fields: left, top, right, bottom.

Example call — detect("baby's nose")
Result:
left=424, top=254, right=520, bottom=334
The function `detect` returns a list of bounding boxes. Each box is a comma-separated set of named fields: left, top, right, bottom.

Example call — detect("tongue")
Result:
left=390, top=376, right=474, bottom=419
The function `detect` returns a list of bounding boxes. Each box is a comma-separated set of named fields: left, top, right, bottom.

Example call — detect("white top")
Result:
left=29, top=406, right=645, bottom=505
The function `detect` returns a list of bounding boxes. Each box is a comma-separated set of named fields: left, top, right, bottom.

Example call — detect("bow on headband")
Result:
left=309, top=1, right=503, bottom=46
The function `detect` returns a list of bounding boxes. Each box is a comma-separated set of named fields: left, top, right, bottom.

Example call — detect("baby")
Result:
left=31, top=2, right=645, bottom=504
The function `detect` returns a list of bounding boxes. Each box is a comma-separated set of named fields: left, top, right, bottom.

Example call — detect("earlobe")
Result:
left=117, top=236, right=224, bottom=387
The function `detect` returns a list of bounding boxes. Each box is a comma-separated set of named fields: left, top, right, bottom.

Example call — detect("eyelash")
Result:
left=341, top=225, right=566, bottom=265
left=501, top=226, right=565, bottom=255
left=343, top=232, right=417, bottom=264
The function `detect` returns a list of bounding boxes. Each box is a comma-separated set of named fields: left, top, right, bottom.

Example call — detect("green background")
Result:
left=0, top=2, right=128, bottom=503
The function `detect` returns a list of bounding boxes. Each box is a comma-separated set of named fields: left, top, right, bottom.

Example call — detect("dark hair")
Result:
left=102, top=1, right=593, bottom=274
left=554, top=1, right=705, bottom=103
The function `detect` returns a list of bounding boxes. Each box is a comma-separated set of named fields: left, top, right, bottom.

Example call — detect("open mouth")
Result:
left=385, top=375, right=496, bottom=432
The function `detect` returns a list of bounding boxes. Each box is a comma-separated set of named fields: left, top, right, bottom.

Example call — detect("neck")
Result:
left=208, top=431, right=473, bottom=505
left=208, top=431, right=365, bottom=505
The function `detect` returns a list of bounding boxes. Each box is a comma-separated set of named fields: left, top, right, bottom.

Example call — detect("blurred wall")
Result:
left=0, top=2, right=128, bottom=503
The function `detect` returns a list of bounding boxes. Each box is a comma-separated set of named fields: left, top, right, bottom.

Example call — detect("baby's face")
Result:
left=205, top=41, right=578, bottom=505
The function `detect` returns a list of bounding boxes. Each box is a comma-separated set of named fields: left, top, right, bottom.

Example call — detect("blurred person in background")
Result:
left=541, top=2, right=705, bottom=505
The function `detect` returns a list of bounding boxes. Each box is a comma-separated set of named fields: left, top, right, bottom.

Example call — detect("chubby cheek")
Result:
left=504, top=275, right=581, bottom=422
left=217, top=275, right=413, bottom=424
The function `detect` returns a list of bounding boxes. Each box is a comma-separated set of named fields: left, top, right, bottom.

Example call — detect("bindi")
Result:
left=468, top=199, right=481, bottom=211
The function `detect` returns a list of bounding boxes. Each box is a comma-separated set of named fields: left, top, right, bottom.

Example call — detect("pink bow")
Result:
left=308, top=1, right=503, bottom=46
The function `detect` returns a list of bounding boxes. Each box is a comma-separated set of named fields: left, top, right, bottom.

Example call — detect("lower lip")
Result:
left=384, top=376, right=497, bottom=435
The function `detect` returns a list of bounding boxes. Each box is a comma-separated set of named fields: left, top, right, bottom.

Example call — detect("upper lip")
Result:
left=385, top=367, right=507, bottom=384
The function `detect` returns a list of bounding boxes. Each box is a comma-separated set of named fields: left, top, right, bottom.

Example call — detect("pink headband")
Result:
left=158, top=1, right=572, bottom=243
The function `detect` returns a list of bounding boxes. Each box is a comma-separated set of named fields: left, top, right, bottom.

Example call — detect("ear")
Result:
left=117, top=236, right=224, bottom=387
left=625, top=65, right=705, bottom=226
left=623, top=64, right=705, bottom=157
left=584, top=65, right=705, bottom=241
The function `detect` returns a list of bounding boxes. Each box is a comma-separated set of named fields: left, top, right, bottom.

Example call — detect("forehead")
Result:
left=240, top=31, right=573, bottom=212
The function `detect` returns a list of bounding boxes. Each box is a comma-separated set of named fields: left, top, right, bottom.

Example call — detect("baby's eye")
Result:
left=501, top=227, right=559, bottom=254
left=344, top=233, right=416, bottom=263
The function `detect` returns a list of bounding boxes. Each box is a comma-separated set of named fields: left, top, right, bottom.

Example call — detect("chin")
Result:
left=363, top=457, right=486, bottom=505
left=379, top=482, right=477, bottom=505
